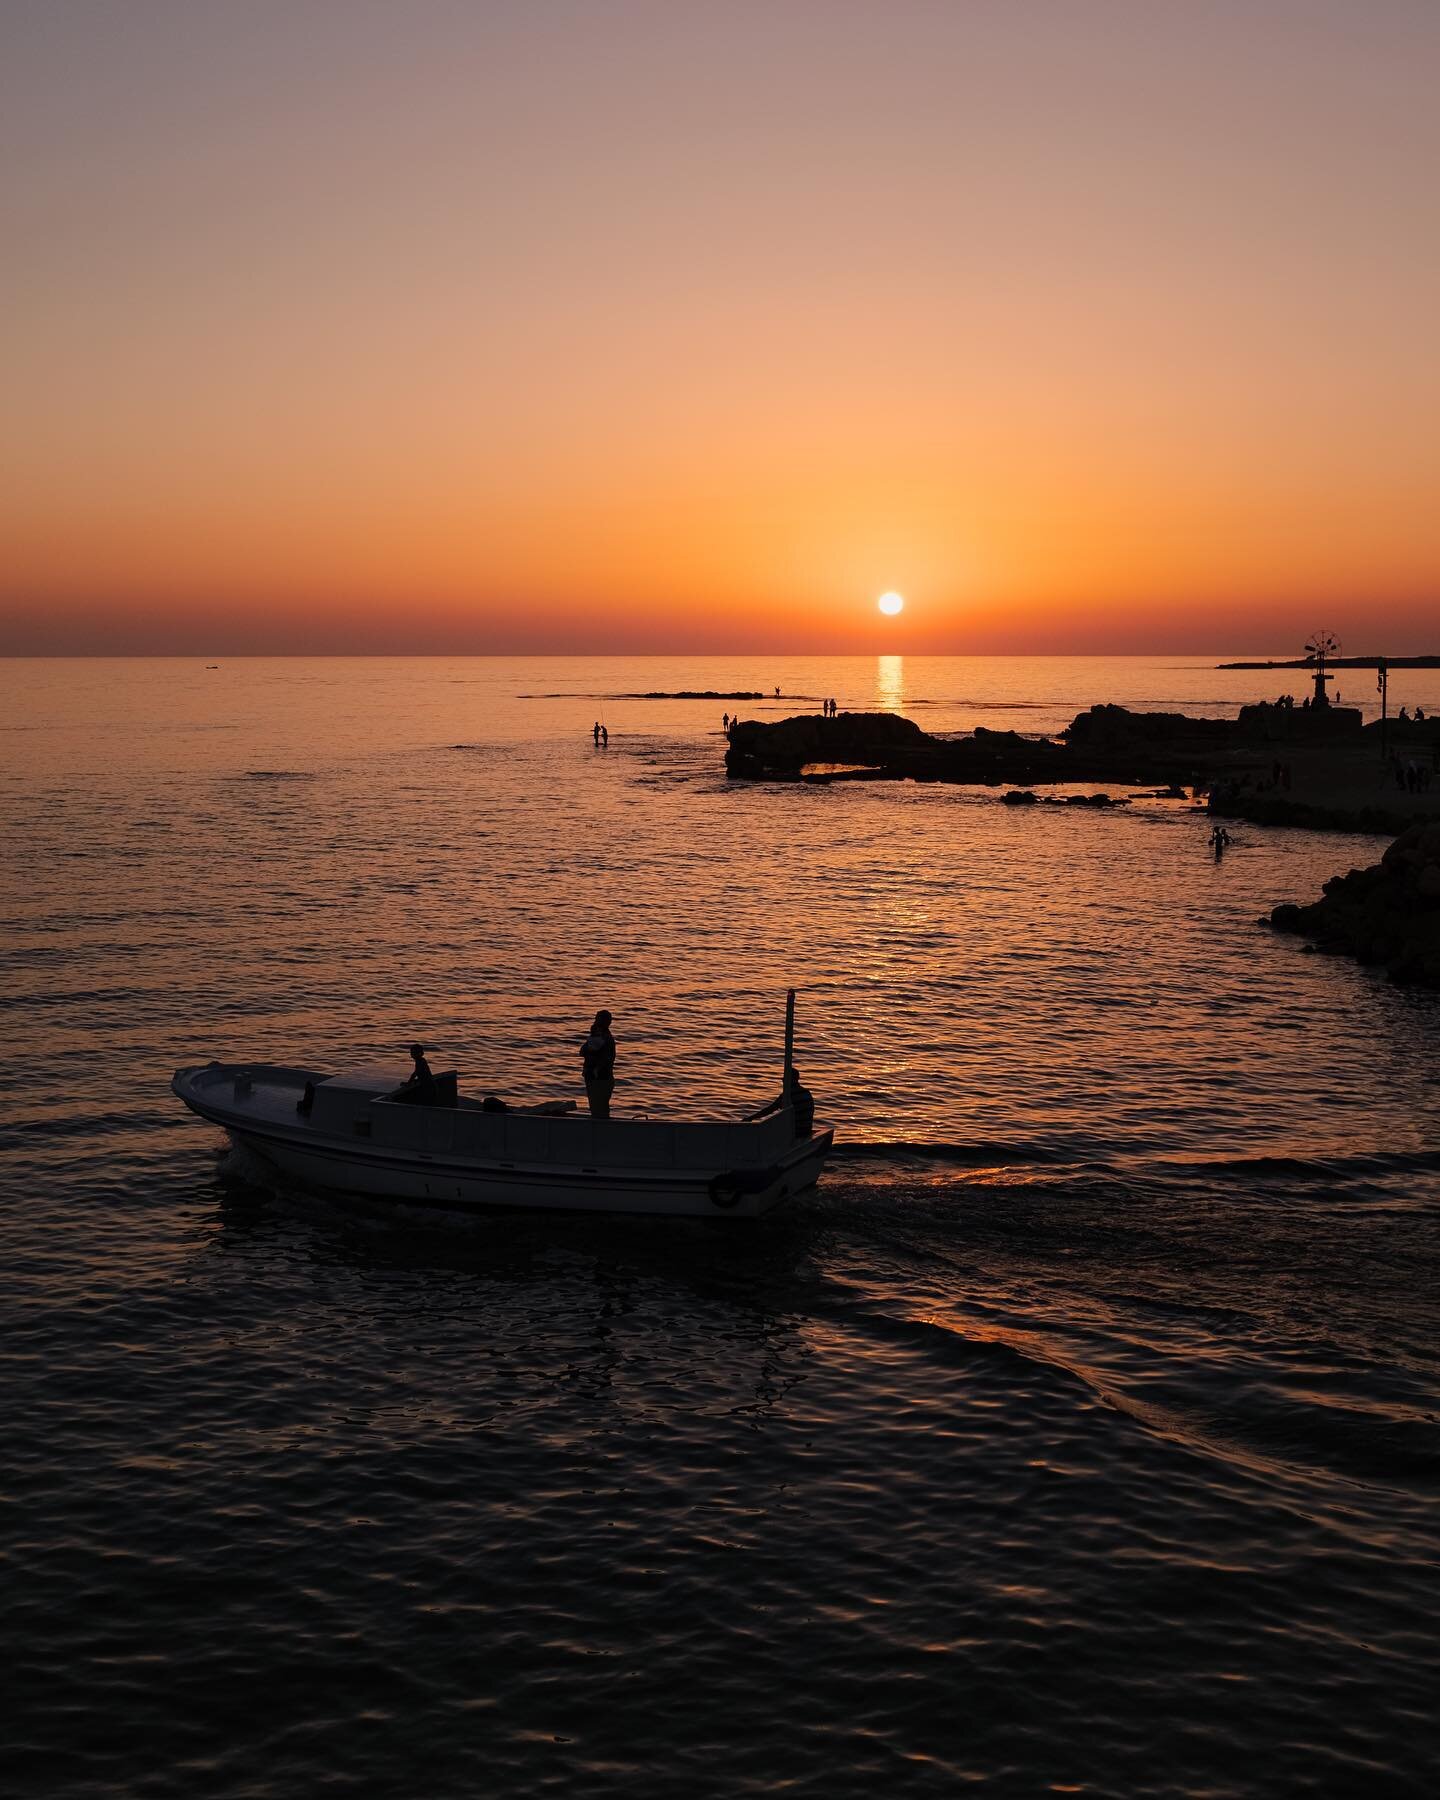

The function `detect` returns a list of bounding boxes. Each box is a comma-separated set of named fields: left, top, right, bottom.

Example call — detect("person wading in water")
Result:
left=580, top=1010, right=616, bottom=1117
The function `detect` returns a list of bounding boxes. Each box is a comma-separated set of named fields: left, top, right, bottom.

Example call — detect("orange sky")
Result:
left=2, top=2, right=1437, bottom=653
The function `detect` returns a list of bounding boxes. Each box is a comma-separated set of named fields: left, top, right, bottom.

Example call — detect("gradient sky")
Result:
left=2, top=0, right=1437, bottom=653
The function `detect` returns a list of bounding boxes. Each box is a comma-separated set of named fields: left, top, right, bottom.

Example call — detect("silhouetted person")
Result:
left=404, top=1042, right=436, bottom=1100
left=600, top=724, right=608, bottom=746
left=580, top=1009, right=616, bottom=1117
left=751, top=1066, right=815, bottom=1137
left=787, top=1067, right=815, bottom=1134
left=593, top=720, right=602, bottom=743
left=774, top=686, right=780, bottom=698
left=722, top=712, right=729, bottom=731
left=1209, top=826, right=1230, bottom=859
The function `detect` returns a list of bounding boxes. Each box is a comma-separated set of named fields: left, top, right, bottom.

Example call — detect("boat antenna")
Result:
left=783, top=988, right=796, bottom=1091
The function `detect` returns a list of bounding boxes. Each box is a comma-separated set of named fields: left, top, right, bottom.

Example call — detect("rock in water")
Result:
left=726, top=711, right=931, bottom=778
left=1269, top=823, right=1440, bottom=986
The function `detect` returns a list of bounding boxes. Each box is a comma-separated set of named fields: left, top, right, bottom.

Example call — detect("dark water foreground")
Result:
left=7, top=1150, right=1439, bottom=1798
left=5, top=657, right=1440, bottom=1796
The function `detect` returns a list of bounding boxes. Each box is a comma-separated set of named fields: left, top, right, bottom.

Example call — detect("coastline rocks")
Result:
left=1236, top=701, right=1364, bottom=740
left=1062, top=705, right=1237, bottom=749
left=972, top=727, right=1031, bottom=749
left=1212, top=792, right=1435, bottom=835
left=726, top=711, right=929, bottom=778
left=725, top=705, right=1433, bottom=824
left=727, top=709, right=928, bottom=774
left=1269, top=823, right=1440, bottom=986
left=1001, top=789, right=1127, bottom=809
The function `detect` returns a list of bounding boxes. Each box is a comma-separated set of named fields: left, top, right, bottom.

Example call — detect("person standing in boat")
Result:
left=580, top=1010, right=616, bottom=1117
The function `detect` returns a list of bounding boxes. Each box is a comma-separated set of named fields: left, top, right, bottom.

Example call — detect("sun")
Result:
left=877, top=591, right=904, bottom=616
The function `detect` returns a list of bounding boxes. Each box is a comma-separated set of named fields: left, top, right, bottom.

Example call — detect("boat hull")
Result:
left=225, top=1125, right=828, bottom=1217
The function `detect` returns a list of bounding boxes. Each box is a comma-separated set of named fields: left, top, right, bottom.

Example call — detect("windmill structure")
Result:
left=1304, top=630, right=1341, bottom=708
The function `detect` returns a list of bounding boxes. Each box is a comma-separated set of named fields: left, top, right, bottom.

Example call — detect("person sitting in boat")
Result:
left=752, top=1067, right=814, bottom=1137
left=403, top=1043, right=436, bottom=1098
left=580, top=1011, right=616, bottom=1118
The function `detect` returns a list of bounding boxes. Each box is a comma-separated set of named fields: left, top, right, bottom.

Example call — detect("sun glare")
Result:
left=877, top=591, right=905, bottom=616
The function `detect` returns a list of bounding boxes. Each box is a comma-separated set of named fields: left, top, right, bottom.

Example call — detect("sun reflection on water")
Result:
left=876, top=655, right=904, bottom=712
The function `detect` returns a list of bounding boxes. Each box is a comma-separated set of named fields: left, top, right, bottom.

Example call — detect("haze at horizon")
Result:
left=2, top=1, right=1437, bottom=655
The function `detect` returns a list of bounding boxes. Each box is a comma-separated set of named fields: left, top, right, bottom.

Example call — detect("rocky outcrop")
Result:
left=727, top=706, right=1225, bottom=786
left=1269, top=823, right=1440, bottom=986
left=1062, top=705, right=1238, bottom=749
left=725, top=706, right=1438, bottom=828
left=1235, top=701, right=1364, bottom=740
left=1213, top=792, right=1432, bottom=835
left=725, top=711, right=929, bottom=778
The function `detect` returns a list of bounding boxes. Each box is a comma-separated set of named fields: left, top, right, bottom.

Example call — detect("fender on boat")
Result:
left=708, top=1165, right=780, bottom=1210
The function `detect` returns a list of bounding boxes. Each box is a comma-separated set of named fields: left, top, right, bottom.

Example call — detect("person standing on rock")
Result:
left=580, top=1010, right=616, bottom=1118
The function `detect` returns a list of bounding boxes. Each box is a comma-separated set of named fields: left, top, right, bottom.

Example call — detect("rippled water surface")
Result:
left=4, top=655, right=1439, bottom=1797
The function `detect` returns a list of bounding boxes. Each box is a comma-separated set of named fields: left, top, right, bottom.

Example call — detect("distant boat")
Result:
left=172, top=998, right=831, bottom=1218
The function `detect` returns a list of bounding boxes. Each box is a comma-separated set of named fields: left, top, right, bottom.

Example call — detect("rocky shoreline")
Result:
left=1208, top=791, right=1433, bottom=836
left=724, top=704, right=1440, bottom=834
left=1269, top=824, right=1440, bottom=988
left=725, top=706, right=1248, bottom=788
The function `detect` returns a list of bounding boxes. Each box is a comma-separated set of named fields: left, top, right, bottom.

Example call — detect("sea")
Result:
left=4, top=654, right=1439, bottom=1798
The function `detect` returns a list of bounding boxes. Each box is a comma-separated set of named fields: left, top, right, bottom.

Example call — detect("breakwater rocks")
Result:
left=1269, top=824, right=1440, bottom=987
left=1002, top=790, right=1129, bottom=808
left=727, top=704, right=1283, bottom=788
left=725, top=706, right=1230, bottom=786
left=1209, top=792, right=1434, bottom=836
left=725, top=711, right=929, bottom=778
left=725, top=707, right=1440, bottom=830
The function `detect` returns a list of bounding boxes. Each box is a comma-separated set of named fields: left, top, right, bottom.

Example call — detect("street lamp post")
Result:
left=1378, top=657, right=1389, bottom=762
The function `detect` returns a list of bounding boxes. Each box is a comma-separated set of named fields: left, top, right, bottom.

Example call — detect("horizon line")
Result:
left=2, top=647, right=1436, bottom=661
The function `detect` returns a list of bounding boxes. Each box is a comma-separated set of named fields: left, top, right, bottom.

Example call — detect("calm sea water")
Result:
left=4, top=655, right=1439, bottom=1798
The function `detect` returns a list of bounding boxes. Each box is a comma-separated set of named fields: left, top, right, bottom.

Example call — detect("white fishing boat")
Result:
left=171, top=994, right=832, bottom=1218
